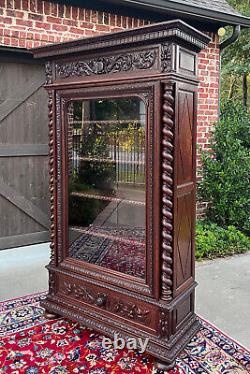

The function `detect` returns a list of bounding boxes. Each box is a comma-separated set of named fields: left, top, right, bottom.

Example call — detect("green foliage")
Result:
left=79, top=123, right=116, bottom=191
left=196, top=220, right=250, bottom=260
left=198, top=100, right=250, bottom=232
left=220, top=0, right=250, bottom=106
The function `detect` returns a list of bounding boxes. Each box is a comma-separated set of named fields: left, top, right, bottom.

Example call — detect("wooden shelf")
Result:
left=73, top=156, right=145, bottom=165
left=70, top=225, right=145, bottom=246
left=70, top=191, right=145, bottom=206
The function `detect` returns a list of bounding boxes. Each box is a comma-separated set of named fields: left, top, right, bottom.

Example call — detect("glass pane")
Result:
left=68, top=97, right=146, bottom=279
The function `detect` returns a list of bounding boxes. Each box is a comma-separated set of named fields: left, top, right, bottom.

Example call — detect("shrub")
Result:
left=196, top=220, right=250, bottom=260
left=198, top=99, right=250, bottom=232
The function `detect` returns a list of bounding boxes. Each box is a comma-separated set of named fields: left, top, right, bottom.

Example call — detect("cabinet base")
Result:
left=155, top=358, right=176, bottom=371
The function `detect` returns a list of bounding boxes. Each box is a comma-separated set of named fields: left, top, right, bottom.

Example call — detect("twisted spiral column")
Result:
left=161, top=83, right=175, bottom=302
left=48, top=90, right=56, bottom=267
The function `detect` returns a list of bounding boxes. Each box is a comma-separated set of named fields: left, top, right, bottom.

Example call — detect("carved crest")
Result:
left=55, top=50, right=157, bottom=79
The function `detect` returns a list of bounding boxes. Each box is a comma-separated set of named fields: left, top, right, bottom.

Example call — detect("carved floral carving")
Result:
left=113, top=300, right=150, bottom=323
left=45, top=61, right=53, bottom=84
left=55, top=50, right=157, bottom=79
left=62, top=281, right=107, bottom=307
left=161, top=43, right=172, bottom=73
left=61, top=281, right=150, bottom=324
left=160, top=310, right=169, bottom=337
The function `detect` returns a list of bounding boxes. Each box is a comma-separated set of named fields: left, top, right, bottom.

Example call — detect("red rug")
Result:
left=0, top=292, right=249, bottom=373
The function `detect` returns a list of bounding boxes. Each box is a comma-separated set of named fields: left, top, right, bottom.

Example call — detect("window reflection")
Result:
left=68, top=98, right=146, bottom=279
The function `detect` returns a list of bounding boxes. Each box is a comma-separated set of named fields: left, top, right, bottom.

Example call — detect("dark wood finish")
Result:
left=32, top=20, right=210, bottom=367
left=0, top=56, right=49, bottom=249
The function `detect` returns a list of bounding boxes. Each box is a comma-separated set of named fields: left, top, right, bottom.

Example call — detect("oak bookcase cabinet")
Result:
left=32, top=20, right=210, bottom=369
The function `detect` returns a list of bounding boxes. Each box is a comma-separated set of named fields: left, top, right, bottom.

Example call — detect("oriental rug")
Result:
left=70, top=225, right=145, bottom=278
left=0, top=292, right=249, bottom=373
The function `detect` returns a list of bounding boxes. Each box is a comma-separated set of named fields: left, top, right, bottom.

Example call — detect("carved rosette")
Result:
left=48, top=91, right=56, bottom=266
left=161, top=83, right=175, bottom=302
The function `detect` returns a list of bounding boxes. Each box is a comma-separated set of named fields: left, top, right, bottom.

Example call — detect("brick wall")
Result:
left=0, top=0, right=220, bottom=160
left=197, top=34, right=220, bottom=160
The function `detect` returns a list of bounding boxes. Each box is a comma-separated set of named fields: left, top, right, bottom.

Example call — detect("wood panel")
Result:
left=0, top=55, right=49, bottom=249
left=174, top=86, right=196, bottom=294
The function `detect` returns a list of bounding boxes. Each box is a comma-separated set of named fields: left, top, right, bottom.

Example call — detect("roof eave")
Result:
left=96, top=0, right=250, bottom=28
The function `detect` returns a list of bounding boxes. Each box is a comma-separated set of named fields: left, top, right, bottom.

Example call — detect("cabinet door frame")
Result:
left=54, top=79, right=162, bottom=298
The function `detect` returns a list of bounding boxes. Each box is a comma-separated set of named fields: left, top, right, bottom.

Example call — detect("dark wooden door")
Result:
left=0, top=49, right=49, bottom=250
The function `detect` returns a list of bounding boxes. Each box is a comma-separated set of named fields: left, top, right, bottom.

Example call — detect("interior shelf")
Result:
left=70, top=191, right=145, bottom=206
left=70, top=225, right=145, bottom=246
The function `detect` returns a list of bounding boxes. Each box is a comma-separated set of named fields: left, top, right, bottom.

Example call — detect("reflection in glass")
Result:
left=68, top=97, right=146, bottom=279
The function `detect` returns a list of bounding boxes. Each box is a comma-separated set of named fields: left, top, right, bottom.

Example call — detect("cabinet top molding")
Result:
left=31, top=19, right=211, bottom=59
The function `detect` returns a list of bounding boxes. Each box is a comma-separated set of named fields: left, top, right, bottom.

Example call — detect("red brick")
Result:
left=122, top=16, right=127, bottom=28
left=116, top=15, right=122, bottom=27
left=91, top=10, right=98, bottom=23
left=69, top=27, right=84, bottom=34
left=85, top=9, right=91, bottom=22
left=51, top=2, right=58, bottom=16
left=6, top=0, right=13, bottom=9
left=63, top=19, right=77, bottom=26
left=35, top=21, right=51, bottom=30
left=29, top=0, right=36, bottom=12
left=52, top=23, right=67, bottom=32
left=58, top=4, right=64, bottom=18
left=43, top=2, right=51, bottom=15
left=80, top=21, right=94, bottom=29
left=6, top=9, right=23, bottom=17
left=95, top=24, right=111, bottom=32
left=71, top=6, right=78, bottom=19
left=0, top=16, right=12, bottom=23
left=46, top=16, right=62, bottom=24
left=110, top=14, right=115, bottom=26
left=16, top=19, right=32, bottom=26
left=28, top=12, right=43, bottom=21
left=22, top=0, right=28, bottom=10
left=36, top=0, right=43, bottom=14
left=14, top=0, right=21, bottom=8
left=103, top=12, right=109, bottom=25
left=64, top=5, right=71, bottom=19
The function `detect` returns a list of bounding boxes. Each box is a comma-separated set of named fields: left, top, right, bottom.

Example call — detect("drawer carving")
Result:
left=113, top=300, right=150, bottom=323
left=62, top=281, right=107, bottom=307
left=60, top=279, right=151, bottom=326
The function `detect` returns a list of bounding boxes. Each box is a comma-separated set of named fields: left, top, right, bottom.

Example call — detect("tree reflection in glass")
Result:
left=68, top=97, right=146, bottom=279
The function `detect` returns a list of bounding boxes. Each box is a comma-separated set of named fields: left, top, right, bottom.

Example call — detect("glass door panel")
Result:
left=68, top=97, right=146, bottom=279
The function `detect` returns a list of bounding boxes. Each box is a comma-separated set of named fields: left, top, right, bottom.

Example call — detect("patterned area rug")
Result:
left=70, top=225, right=145, bottom=278
left=0, top=293, right=249, bottom=373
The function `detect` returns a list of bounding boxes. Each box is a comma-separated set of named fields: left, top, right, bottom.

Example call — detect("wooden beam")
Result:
left=0, top=80, right=44, bottom=124
left=0, top=144, right=48, bottom=157
left=0, top=230, right=50, bottom=250
left=0, top=179, right=49, bottom=229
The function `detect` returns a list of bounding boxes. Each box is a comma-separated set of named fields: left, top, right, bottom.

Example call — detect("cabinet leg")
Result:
left=155, top=359, right=176, bottom=372
left=44, top=309, right=59, bottom=320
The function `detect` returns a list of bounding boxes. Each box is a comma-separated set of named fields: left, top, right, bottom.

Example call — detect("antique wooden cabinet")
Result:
left=32, top=20, right=210, bottom=369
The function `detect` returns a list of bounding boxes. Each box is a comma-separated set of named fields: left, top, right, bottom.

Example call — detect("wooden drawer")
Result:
left=57, top=274, right=159, bottom=335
